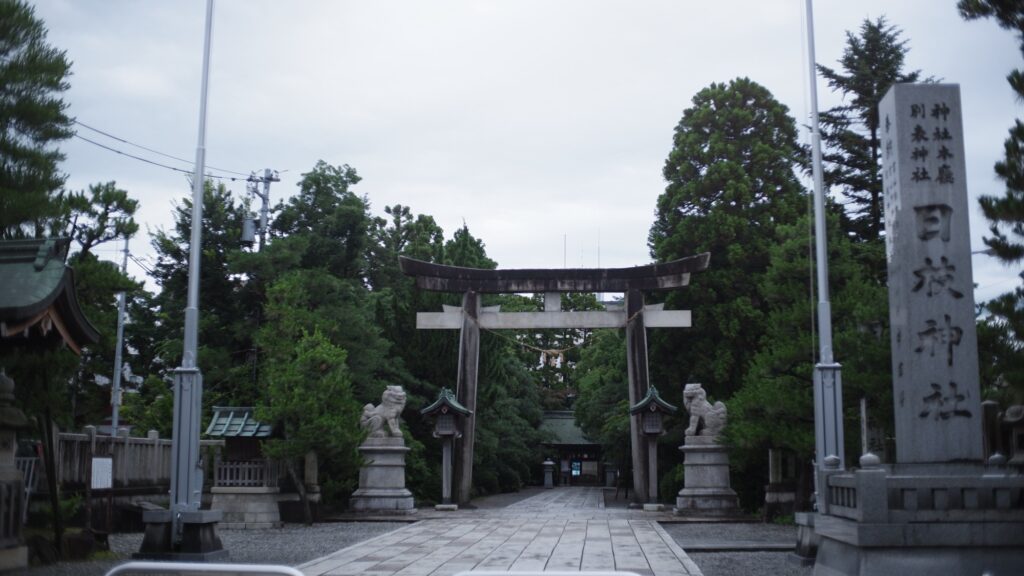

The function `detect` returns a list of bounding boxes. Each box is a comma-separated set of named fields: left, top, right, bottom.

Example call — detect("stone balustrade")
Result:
left=824, top=466, right=1024, bottom=524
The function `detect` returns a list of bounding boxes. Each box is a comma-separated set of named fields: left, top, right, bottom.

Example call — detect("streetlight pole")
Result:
left=805, top=0, right=845, bottom=502
left=167, top=0, right=220, bottom=548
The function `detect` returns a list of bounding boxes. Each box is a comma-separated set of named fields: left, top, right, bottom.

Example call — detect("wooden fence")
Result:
left=47, top=427, right=223, bottom=491
left=214, top=460, right=281, bottom=488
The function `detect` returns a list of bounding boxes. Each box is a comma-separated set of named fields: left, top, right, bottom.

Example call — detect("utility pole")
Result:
left=247, top=168, right=279, bottom=251
left=110, top=238, right=129, bottom=433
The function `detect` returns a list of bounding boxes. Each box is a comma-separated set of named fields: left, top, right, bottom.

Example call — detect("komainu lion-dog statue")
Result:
left=360, top=385, right=407, bottom=438
left=682, top=383, right=727, bottom=439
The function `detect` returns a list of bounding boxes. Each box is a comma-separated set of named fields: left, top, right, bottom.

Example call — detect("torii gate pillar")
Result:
left=455, top=291, right=480, bottom=504
left=625, top=289, right=650, bottom=503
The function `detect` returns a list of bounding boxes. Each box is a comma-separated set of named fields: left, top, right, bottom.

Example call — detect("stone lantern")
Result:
left=420, top=387, right=471, bottom=510
left=629, top=385, right=677, bottom=511
left=0, top=370, right=29, bottom=570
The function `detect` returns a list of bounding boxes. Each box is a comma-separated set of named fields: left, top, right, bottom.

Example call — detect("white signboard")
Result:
left=91, top=457, right=113, bottom=490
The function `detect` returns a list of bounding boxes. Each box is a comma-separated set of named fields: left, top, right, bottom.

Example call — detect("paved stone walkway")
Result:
left=299, top=487, right=702, bottom=576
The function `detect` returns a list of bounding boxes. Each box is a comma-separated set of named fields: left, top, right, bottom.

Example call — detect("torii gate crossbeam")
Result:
left=400, top=253, right=710, bottom=505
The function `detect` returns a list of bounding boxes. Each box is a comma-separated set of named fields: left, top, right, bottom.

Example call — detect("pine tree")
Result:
left=959, top=0, right=1024, bottom=402
left=817, top=17, right=921, bottom=243
left=0, top=0, right=73, bottom=238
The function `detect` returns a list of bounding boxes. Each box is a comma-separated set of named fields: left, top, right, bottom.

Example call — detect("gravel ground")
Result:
left=687, top=551, right=812, bottom=576
left=661, top=523, right=813, bottom=576
left=24, top=522, right=401, bottom=576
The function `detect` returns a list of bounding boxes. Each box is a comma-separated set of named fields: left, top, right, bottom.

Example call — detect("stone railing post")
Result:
left=818, top=455, right=842, bottom=515
left=147, top=430, right=159, bottom=484
left=854, top=454, right=888, bottom=523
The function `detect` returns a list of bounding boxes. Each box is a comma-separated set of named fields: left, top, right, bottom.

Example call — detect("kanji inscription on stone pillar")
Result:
left=879, top=83, right=983, bottom=463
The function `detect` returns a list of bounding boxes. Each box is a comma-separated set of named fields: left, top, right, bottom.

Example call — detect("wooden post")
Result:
left=455, top=291, right=480, bottom=505
left=441, top=438, right=453, bottom=505
left=647, top=436, right=658, bottom=504
left=625, top=289, right=649, bottom=504
left=84, top=425, right=95, bottom=532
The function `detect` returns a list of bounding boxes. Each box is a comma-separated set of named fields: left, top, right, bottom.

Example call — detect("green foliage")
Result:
left=726, top=211, right=890, bottom=480
left=4, top=347, right=78, bottom=428
left=959, top=0, right=1024, bottom=403
left=472, top=340, right=546, bottom=494
left=503, top=292, right=603, bottom=410
left=272, top=161, right=369, bottom=278
left=257, top=268, right=389, bottom=400
left=64, top=182, right=140, bottom=256
left=0, top=0, right=73, bottom=238
left=649, top=77, right=807, bottom=398
left=817, top=17, right=921, bottom=243
left=150, top=181, right=257, bottom=406
left=573, top=329, right=630, bottom=468
left=256, top=329, right=362, bottom=480
left=120, top=375, right=174, bottom=437
left=979, top=120, right=1024, bottom=264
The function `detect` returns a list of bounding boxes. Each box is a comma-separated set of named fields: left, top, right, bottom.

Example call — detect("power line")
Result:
left=73, top=133, right=264, bottom=183
left=74, top=119, right=252, bottom=177
left=129, top=254, right=154, bottom=275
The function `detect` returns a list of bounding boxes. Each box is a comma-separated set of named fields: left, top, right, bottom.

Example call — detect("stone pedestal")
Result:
left=350, top=437, right=415, bottom=513
left=210, top=487, right=283, bottom=529
left=134, top=509, right=228, bottom=561
left=813, top=461, right=1024, bottom=576
left=674, top=436, right=740, bottom=516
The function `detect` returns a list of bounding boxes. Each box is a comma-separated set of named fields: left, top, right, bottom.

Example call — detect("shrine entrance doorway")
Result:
left=400, top=253, right=709, bottom=504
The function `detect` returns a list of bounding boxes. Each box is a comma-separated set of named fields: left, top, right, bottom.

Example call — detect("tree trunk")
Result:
left=41, top=408, right=64, bottom=557
left=284, top=459, right=312, bottom=526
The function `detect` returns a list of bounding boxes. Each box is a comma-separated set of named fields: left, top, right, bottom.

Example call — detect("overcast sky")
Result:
left=32, top=0, right=1022, bottom=303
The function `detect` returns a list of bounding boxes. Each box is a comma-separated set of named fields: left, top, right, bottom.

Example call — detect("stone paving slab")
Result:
left=299, top=487, right=701, bottom=576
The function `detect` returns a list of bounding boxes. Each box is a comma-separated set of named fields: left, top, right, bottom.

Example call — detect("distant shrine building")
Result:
left=540, top=411, right=604, bottom=486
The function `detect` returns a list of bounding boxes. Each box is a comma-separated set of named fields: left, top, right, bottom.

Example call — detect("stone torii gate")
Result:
left=400, top=253, right=709, bottom=504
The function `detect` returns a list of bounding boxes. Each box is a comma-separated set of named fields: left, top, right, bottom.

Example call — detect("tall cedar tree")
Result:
left=649, top=78, right=806, bottom=399
left=0, top=0, right=73, bottom=238
left=959, top=0, right=1024, bottom=402
left=817, top=17, right=921, bottom=245
left=150, top=181, right=258, bottom=406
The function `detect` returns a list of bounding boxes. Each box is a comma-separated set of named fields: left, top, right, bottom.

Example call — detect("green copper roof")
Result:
left=0, top=237, right=100, bottom=352
left=205, top=407, right=274, bottom=438
left=540, top=410, right=597, bottom=446
left=420, top=387, right=472, bottom=416
left=629, top=385, right=678, bottom=414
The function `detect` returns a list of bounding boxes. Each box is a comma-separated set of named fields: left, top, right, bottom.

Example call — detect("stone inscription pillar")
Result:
left=455, top=291, right=480, bottom=504
left=625, top=289, right=649, bottom=503
left=879, top=83, right=983, bottom=463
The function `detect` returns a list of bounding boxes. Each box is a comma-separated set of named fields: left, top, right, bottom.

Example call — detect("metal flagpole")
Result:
left=804, top=0, right=845, bottom=503
left=169, top=0, right=215, bottom=542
